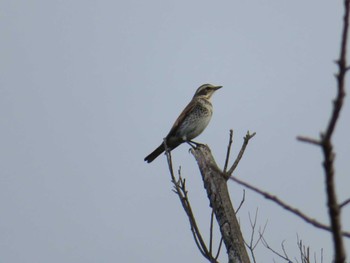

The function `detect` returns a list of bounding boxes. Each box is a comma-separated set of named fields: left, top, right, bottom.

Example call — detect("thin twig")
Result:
left=281, top=241, right=290, bottom=261
left=209, top=209, right=214, bottom=255
left=227, top=131, right=256, bottom=176
left=246, top=209, right=258, bottom=263
left=339, top=198, right=350, bottom=209
left=248, top=209, right=258, bottom=249
left=229, top=175, right=350, bottom=238
left=296, top=136, right=321, bottom=146
left=296, top=235, right=311, bottom=263
left=243, top=208, right=267, bottom=263
left=254, top=221, right=267, bottom=251
left=224, top=129, right=234, bottom=173
left=163, top=139, right=219, bottom=262
left=260, top=235, right=292, bottom=262
left=235, top=189, right=246, bottom=215
left=164, top=141, right=208, bottom=257
left=215, top=238, right=224, bottom=261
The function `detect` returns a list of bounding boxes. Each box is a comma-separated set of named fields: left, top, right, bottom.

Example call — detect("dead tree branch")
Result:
left=224, top=129, right=234, bottom=173
left=228, top=175, right=350, bottom=238
left=235, top=190, right=246, bottom=215
left=244, top=209, right=267, bottom=263
left=340, top=198, right=350, bottom=209
left=296, top=1, right=350, bottom=261
left=191, top=144, right=251, bottom=263
left=163, top=139, right=220, bottom=263
left=227, top=131, right=256, bottom=177
left=296, top=236, right=311, bottom=263
left=260, top=236, right=292, bottom=263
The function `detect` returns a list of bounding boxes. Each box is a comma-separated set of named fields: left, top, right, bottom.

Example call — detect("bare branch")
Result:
left=163, top=139, right=220, bottom=262
left=296, top=236, right=311, bottom=263
left=209, top=209, right=214, bottom=255
left=224, top=129, right=234, bottom=173
left=244, top=208, right=264, bottom=263
left=281, top=241, right=291, bottom=261
left=260, top=235, right=292, bottom=262
left=246, top=210, right=258, bottom=263
left=248, top=209, right=258, bottom=250
left=192, top=145, right=251, bottom=263
left=229, top=175, right=350, bottom=238
left=215, top=238, right=224, bottom=261
left=296, top=1, right=350, bottom=261
left=325, top=0, right=348, bottom=141
left=243, top=208, right=268, bottom=263
left=235, top=190, right=246, bottom=215
left=339, top=198, right=350, bottom=209
left=254, top=222, right=267, bottom=251
left=227, top=131, right=256, bottom=176
left=296, top=136, right=321, bottom=146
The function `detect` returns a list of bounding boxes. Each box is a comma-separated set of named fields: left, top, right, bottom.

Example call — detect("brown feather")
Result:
left=167, top=99, right=197, bottom=137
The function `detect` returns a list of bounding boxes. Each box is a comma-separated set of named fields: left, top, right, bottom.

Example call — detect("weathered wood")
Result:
left=192, top=145, right=250, bottom=263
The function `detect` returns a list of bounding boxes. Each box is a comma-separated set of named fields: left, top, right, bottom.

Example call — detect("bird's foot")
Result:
left=186, top=140, right=204, bottom=149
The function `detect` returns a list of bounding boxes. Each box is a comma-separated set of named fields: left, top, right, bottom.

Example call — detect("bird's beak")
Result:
left=214, top=85, right=223, bottom=90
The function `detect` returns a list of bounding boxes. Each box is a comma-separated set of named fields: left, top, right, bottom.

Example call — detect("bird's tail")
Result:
left=144, top=143, right=165, bottom=163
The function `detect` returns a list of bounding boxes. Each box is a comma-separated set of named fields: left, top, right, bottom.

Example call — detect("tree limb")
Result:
left=296, top=1, right=350, bottom=261
left=224, top=129, right=234, bottom=173
left=339, top=198, right=350, bottom=209
left=192, top=145, right=251, bottom=263
left=163, top=139, right=219, bottom=262
left=228, top=175, right=350, bottom=238
left=227, top=131, right=256, bottom=177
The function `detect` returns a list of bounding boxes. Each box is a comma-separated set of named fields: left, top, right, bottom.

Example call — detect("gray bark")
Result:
left=192, top=145, right=250, bottom=263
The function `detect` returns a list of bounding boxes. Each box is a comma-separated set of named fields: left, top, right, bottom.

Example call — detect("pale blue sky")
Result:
left=1, top=0, right=349, bottom=262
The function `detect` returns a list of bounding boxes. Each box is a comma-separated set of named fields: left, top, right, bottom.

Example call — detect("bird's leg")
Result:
left=186, top=141, right=197, bottom=148
left=186, top=140, right=204, bottom=148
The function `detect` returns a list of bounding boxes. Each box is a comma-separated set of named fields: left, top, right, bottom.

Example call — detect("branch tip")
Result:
left=296, top=136, right=321, bottom=146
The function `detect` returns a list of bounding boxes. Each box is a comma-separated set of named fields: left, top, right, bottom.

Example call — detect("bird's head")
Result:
left=193, top=84, right=222, bottom=100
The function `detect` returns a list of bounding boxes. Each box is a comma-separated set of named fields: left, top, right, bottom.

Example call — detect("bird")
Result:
left=144, top=83, right=222, bottom=163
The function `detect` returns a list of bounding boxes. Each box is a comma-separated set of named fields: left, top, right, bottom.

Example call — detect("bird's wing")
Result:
left=167, top=99, right=197, bottom=137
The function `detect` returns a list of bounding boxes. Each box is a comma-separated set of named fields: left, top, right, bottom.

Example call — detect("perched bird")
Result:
left=144, top=83, right=222, bottom=163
